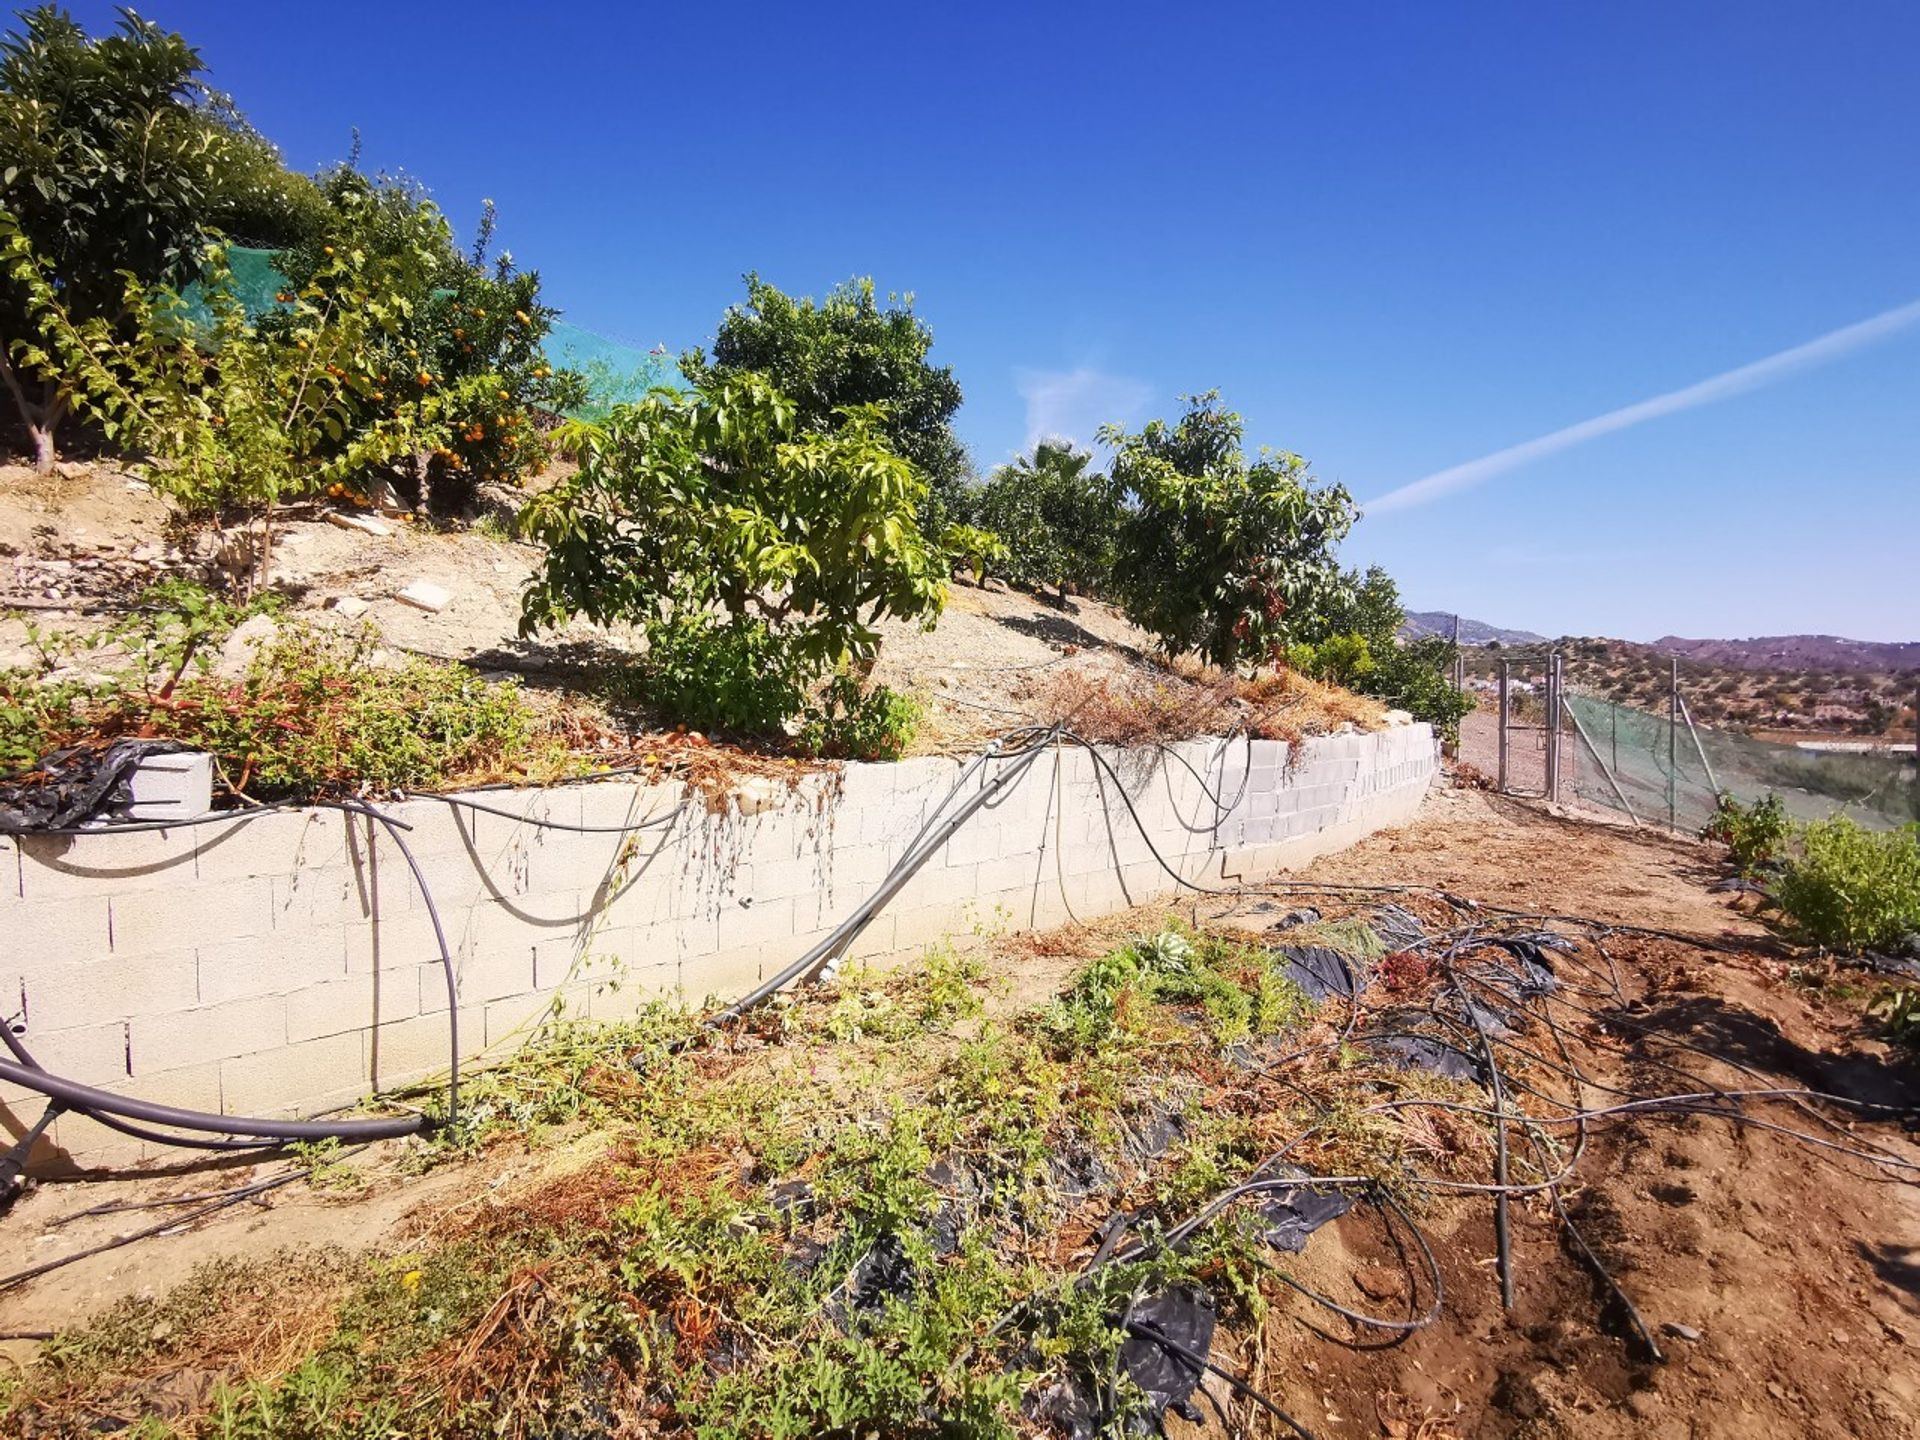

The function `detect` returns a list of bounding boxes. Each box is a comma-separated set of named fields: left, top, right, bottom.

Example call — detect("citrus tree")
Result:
left=681, top=275, right=969, bottom=529
left=519, top=374, right=947, bottom=734
left=1101, top=392, right=1355, bottom=670
left=273, top=174, right=576, bottom=513
left=1, top=214, right=444, bottom=592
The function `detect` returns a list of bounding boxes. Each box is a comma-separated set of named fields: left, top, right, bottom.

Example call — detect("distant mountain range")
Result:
left=1652, top=634, right=1920, bottom=674
left=1404, top=612, right=1916, bottom=676
left=1401, top=611, right=1546, bottom=647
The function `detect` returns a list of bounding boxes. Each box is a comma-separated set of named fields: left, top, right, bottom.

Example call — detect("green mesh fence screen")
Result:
left=179, top=247, right=678, bottom=418
left=1564, top=692, right=1919, bottom=833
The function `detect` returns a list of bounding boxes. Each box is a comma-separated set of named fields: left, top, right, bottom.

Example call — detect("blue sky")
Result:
left=68, top=1, right=1920, bottom=641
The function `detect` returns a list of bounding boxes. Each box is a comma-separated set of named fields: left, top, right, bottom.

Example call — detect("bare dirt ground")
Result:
left=2, top=779, right=1914, bottom=1436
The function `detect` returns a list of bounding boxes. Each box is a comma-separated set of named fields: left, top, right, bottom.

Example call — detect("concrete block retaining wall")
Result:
left=2, top=723, right=1436, bottom=1169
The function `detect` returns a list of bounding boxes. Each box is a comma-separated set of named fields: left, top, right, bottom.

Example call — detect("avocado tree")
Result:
left=0, top=6, right=318, bottom=470
left=518, top=374, right=947, bottom=734
left=1101, top=392, right=1356, bottom=670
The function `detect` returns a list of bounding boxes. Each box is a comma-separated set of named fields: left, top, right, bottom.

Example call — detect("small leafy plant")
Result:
left=1701, top=792, right=1792, bottom=875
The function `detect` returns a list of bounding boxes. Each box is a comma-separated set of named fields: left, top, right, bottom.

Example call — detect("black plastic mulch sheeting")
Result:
left=1253, top=1166, right=1356, bottom=1252
left=1275, top=944, right=1364, bottom=1002
left=1029, top=1285, right=1218, bottom=1439
left=0, top=738, right=188, bottom=831
left=1370, top=903, right=1428, bottom=952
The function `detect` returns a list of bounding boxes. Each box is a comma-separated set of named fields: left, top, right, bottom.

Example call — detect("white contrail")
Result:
left=1366, top=298, right=1920, bottom=515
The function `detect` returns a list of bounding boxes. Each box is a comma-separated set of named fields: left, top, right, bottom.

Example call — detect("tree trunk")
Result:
left=0, top=347, right=58, bottom=473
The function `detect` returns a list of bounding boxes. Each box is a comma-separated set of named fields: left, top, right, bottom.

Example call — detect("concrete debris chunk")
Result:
left=327, top=510, right=394, bottom=538
left=328, top=595, right=370, bottom=619
left=395, top=579, right=452, bottom=613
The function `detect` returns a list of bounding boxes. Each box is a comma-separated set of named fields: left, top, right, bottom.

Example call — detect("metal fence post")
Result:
left=1545, top=652, right=1561, bottom=802
left=1668, top=659, right=1679, bottom=833
left=1498, top=660, right=1510, bottom=793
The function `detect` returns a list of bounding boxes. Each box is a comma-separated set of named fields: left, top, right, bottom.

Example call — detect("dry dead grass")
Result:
left=1020, top=661, right=1385, bottom=750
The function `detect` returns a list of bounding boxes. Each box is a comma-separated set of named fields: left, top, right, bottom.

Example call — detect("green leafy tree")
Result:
left=973, top=440, right=1118, bottom=600
left=681, top=274, right=968, bottom=527
left=1101, top=391, right=1355, bottom=670
left=0, top=5, right=316, bottom=470
left=518, top=374, right=947, bottom=735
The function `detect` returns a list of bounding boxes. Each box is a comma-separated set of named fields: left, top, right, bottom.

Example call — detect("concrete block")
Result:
left=682, top=947, right=765, bottom=1007
left=107, top=879, right=274, bottom=953
left=286, top=973, right=392, bottom=1043
left=751, top=853, right=829, bottom=901
left=193, top=808, right=331, bottom=883
left=221, top=1032, right=364, bottom=1116
left=103, top=1059, right=225, bottom=1115
left=17, top=1020, right=126, bottom=1089
left=366, top=1007, right=474, bottom=1088
left=16, top=828, right=197, bottom=896
left=140, top=994, right=287, bottom=1069
left=441, top=941, right=538, bottom=1007
left=13, top=894, right=112, bottom=965
left=716, top=895, right=793, bottom=951
left=459, top=895, right=589, bottom=965
left=197, top=928, right=346, bottom=1004
left=344, top=905, right=466, bottom=973
left=24, top=951, right=199, bottom=1031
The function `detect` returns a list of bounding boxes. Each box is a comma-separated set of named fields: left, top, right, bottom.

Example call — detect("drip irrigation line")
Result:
left=697, top=726, right=1062, bottom=1030
left=0, top=1162, right=321, bottom=1294
left=1441, top=954, right=1516, bottom=1309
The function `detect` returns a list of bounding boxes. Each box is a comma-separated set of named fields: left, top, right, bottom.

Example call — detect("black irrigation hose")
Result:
left=698, top=725, right=1063, bottom=1029
left=0, top=1058, right=424, bottom=1143
left=400, top=788, right=686, bottom=834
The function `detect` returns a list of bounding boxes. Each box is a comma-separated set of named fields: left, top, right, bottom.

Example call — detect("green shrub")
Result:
left=1701, top=792, right=1791, bottom=875
left=1287, top=632, right=1376, bottom=689
left=1773, top=817, right=1920, bottom=952
left=638, top=615, right=815, bottom=737
left=2, top=597, right=548, bottom=798
left=180, top=627, right=536, bottom=795
left=799, top=675, right=921, bottom=762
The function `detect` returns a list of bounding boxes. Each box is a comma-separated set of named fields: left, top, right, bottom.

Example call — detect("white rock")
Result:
left=1384, top=709, right=1414, bottom=727
left=214, top=613, right=281, bottom=679
left=328, top=595, right=370, bottom=619
left=327, top=510, right=395, bottom=539
left=395, top=580, right=452, bottom=614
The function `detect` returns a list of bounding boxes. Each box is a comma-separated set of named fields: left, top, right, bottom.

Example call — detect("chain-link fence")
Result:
left=1482, top=656, right=1918, bottom=834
